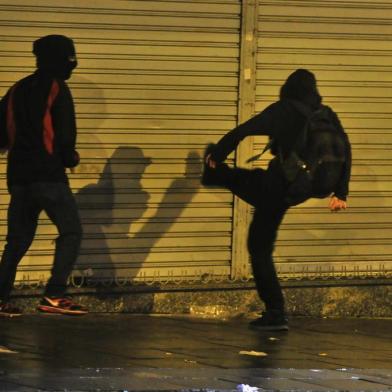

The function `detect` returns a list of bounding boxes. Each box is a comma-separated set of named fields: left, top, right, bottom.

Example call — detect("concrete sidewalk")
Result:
left=0, top=314, right=390, bottom=391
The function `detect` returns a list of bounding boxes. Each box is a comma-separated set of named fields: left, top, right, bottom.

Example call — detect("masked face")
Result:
left=49, top=52, right=78, bottom=80
left=33, top=35, right=78, bottom=80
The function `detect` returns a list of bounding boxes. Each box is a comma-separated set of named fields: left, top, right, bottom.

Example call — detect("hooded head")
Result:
left=33, top=35, right=77, bottom=80
left=280, top=69, right=322, bottom=109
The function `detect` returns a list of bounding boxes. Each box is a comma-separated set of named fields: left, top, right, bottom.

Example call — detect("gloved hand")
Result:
left=205, top=153, right=217, bottom=169
left=63, top=150, right=80, bottom=168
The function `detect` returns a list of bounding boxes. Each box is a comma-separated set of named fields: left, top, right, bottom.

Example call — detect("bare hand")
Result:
left=206, top=153, right=216, bottom=169
left=329, top=196, right=347, bottom=212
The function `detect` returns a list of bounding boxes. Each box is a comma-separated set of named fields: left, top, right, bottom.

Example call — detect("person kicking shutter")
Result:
left=202, top=69, right=351, bottom=331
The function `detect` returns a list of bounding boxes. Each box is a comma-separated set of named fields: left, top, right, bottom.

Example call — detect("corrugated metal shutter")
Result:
left=254, top=0, right=392, bottom=280
left=0, top=0, right=241, bottom=284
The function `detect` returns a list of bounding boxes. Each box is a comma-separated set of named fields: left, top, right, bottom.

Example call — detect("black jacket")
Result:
left=0, top=71, right=79, bottom=188
left=210, top=99, right=351, bottom=200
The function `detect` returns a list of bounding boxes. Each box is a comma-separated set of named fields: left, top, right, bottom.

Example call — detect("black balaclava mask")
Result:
left=33, top=35, right=77, bottom=80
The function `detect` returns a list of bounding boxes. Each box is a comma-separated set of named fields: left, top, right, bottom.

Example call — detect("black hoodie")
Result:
left=0, top=35, right=79, bottom=188
left=210, top=69, right=351, bottom=201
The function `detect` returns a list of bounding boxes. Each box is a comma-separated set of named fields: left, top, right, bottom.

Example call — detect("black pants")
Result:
left=0, top=182, right=82, bottom=300
left=212, top=163, right=289, bottom=311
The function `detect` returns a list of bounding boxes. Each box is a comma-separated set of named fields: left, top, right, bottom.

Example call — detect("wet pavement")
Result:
left=0, top=314, right=390, bottom=391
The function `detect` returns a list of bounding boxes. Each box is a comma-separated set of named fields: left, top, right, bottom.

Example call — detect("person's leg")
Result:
left=32, top=182, right=85, bottom=314
left=36, top=182, right=82, bottom=297
left=205, top=161, right=269, bottom=207
left=247, top=204, right=289, bottom=330
left=0, top=186, right=40, bottom=313
left=202, top=145, right=289, bottom=328
left=202, top=144, right=285, bottom=207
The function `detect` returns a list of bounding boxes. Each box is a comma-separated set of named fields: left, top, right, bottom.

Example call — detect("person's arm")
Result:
left=328, top=110, right=351, bottom=211
left=209, top=102, right=278, bottom=163
left=51, top=80, right=79, bottom=168
left=333, top=132, right=351, bottom=200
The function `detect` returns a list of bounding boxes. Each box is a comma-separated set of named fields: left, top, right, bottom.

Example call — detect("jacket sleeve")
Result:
left=0, top=92, right=9, bottom=149
left=209, top=102, right=277, bottom=162
left=51, top=80, right=79, bottom=168
left=330, top=109, right=351, bottom=200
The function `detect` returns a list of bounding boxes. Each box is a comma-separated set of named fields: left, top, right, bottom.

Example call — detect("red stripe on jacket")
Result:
left=43, top=80, right=60, bottom=155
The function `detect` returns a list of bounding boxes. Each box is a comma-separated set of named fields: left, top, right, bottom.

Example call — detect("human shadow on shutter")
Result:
left=74, top=147, right=201, bottom=293
left=74, top=146, right=150, bottom=288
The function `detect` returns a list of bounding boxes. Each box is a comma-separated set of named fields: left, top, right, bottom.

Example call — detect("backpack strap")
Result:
left=246, top=138, right=273, bottom=163
left=246, top=100, right=314, bottom=164
left=288, top=99, right=314, bottom=118
left=276, top=100, right=313, bottom=161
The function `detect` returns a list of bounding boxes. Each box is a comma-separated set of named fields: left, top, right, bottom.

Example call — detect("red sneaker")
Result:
left=37, top=297, right=88, bottom=315
left=0, top=302, right=22, bottom=317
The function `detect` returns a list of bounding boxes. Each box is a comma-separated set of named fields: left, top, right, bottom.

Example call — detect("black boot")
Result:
left=249, top=309, right=289, bottom=331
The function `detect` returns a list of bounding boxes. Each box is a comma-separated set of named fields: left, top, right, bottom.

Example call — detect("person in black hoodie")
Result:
left=0, top=35, right=87, bottom=316
left=202, top=69, right=351, bottom=331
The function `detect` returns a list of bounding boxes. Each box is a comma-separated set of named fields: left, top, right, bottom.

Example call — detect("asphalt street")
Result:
left=0, top=314, right=390, bottom=391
